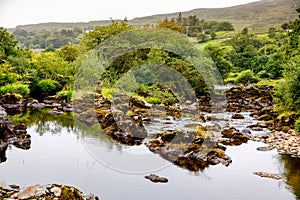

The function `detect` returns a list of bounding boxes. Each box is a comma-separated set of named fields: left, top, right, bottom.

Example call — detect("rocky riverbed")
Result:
left=1, top=84, right=299, bottom=170
left=0, top=84, right=299, bottom=198
left=253, top=129, right=300, bottom=158
left=0, top=184, right=100, bottom=199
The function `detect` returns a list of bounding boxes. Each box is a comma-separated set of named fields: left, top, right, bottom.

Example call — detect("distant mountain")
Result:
left=7, top=0, right=300, bottom=33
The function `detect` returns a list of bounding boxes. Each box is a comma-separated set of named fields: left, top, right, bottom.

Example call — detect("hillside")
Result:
left=7, top=0, right=300, bottom=33
left=130, top=0, right=300, bottom=30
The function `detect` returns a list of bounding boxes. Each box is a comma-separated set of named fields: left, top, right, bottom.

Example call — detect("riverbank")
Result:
left=0, top=184, right=100, bottom=199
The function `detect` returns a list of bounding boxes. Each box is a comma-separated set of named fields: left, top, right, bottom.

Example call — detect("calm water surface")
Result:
left=0, top=110, right=299, bottom=200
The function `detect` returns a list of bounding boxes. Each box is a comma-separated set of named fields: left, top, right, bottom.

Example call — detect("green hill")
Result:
left=7, top=0, right=300, bottom=33
left=130, top=0, right=300, bottom=30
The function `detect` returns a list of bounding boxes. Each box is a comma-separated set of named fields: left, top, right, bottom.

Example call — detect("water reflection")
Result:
left=280, top=155, right=300, bottom=199
left=0, top=109, right=299, bottom=200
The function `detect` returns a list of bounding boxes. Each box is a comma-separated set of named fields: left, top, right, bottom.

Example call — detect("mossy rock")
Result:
left=60, top=185, right=83, bottom=200
left=0, top=93, right=22, bottom=104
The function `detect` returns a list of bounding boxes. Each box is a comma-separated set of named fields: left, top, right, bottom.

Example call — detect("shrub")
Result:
left=295, top=118, right=300, bottom=133
left=57, top=90, right=73, bottom=103
left=235, top=70, right=259, bottom=84
left=37, top=79, right=60, bottom=93
left=146, top=97, right=161, bottom=104
left=101, top=88, right=114, bottom=99
left=197, top=33, right=210, bottom=43
left=0, top=83, right=30, bottom=97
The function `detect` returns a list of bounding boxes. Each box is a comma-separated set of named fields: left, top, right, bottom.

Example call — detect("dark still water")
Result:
left=0, top=110, right=299, bottom=200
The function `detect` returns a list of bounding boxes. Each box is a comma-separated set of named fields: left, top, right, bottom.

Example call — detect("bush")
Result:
left=37, top=79, right=60, bottom=93
left=146, top=97, right=161, bottom=104
left=197, top=33, right=210, bottom=43
left=295, top=118, right=300, bottom=132
left=101, top=88, right=114, bottom=99
left=57, top=90, right=73, bottom=103
left=235, top=70, right=259, bottom=84
left=0, top=83, right=30, bottom=97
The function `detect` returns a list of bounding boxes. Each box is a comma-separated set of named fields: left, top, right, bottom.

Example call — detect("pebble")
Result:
left=262, top=130, right=300, bottom=158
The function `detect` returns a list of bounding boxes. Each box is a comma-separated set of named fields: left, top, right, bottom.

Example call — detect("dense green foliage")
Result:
left=0, top=83, right=30, bottom=97
left=1, top=9, right=300, bottom=130
left=80, top=21, right=133, bottom=51
left=13, top=27, right=83, bottom=49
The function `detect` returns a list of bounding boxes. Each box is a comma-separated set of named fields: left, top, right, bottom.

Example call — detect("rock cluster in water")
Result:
left=0, top=184, right=100, bottom=200
left=1, top=85, right=299, bottom=174
left=253, top=130, right=300, bottom=158
left=0, top=93, right=74, bottom=116
left=146, top=125, right=232, bottom=171
left=0, top=122, right=30, bottom=163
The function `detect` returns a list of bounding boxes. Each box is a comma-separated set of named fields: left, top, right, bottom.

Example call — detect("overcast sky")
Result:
left=0, top=0, right=259, bottom=28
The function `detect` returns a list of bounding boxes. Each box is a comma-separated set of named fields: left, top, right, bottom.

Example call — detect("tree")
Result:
left=205, top=45, right=232, bottom=79
left=176, top=12, right=183, bottom=25
left=268, top=27, right=276, bottom=39
left=277, top=55, right=300, bottom=113
left=197, top=33, right=210, bottom=43
left=210, top=32, right=216, bottom=40
left=57, top=44, right=80, bottom=62
left=80, top=20, right=133, bottom=51
left=0, top=27, right=18, bottom=63
left=227, top=28, right=262, bottom=70
left=156, top=18, right=186, bottom=33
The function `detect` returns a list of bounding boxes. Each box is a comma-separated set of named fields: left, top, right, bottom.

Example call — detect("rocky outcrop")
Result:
left=0, top=184, right=100, bottom=199
left=218, top=126, right=250, bottom=146
left=146, top=126, right=232, bottom=171
left=225, top=85, right=274, bottom=112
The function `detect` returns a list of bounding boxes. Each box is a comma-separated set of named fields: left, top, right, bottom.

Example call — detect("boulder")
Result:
left=44, top=95, right=66, bottom=104
left=0, top=184, right=100, bottom=199
left=232, top=113, right=245, bottom=119
left=0, top=106, right=7, bottom=117
left=255, top=114, right=273, bottom=121
left=0, top=93, right=22, bottom=104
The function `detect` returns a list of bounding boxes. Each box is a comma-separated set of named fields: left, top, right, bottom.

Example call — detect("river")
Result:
left=0, top=109, right=299, bottom=200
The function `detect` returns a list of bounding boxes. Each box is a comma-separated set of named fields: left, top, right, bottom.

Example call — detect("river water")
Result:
left=0, top=109, right=299, bottom=200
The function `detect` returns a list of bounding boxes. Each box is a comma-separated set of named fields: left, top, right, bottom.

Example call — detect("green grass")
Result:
left=196, top=38, right=230, bottom=47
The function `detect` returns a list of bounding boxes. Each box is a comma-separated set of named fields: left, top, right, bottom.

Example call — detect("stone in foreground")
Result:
left=145, top=174, right=168, bottom=183
left=0, top=184, right=100, bottom=200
